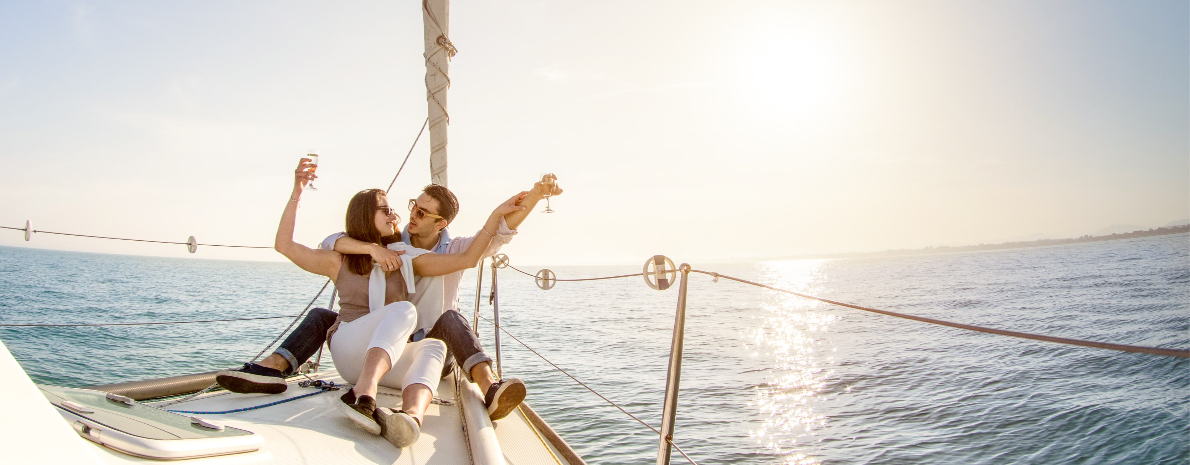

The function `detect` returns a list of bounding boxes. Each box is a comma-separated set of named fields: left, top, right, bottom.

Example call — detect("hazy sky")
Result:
left=1, top=1, right=1186, bottom=265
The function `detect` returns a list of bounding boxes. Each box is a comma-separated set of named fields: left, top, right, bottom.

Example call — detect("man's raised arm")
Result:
left=323, top=233, right=406, bottom=273
left=502, top=176, right=563, bottom=230
left=411, top=192, right=525, bottom=276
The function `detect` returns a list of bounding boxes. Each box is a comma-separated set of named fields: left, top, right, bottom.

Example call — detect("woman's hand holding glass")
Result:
left=293, top=158, right=318, bottom=193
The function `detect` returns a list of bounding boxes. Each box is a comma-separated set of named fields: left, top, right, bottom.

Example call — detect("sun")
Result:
left=733, top=22, right=854, bottom=121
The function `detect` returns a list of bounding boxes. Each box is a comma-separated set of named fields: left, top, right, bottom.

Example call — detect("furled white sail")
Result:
left=423, top=0, right=453, bottom=187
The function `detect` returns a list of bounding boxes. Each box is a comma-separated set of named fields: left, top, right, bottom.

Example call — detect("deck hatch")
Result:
left=39, top=385, right=262, bottom=460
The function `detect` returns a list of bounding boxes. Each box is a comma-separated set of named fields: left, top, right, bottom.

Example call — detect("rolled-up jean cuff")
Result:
left=462, top=353, right=492, bottom=381
left=274, top=348, right=300, bottom=377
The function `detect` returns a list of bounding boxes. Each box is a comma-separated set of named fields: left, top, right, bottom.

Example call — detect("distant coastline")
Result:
left=783, top=224, right=1190, bottom=261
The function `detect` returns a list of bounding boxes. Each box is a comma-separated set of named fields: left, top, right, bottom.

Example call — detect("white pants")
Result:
left=329, top=302, right=446, bottom=392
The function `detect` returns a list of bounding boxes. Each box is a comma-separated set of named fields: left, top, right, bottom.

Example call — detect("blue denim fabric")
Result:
left=427, top=310, right=492, bottom=381
left=273, top=307, right=338, bottom=376
left=273, top=307, right=491, bottom=381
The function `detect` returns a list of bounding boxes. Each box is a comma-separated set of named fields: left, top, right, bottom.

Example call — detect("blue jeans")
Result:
left=273, top=307, right=338, bottom=376
left=426, top=310, right=493, bottom=381
left=273, top=308, right=492, bottom=380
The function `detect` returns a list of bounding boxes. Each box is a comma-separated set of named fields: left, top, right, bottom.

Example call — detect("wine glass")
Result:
left=539, top=173, right=556, bottom=213
left=306, top=149, right=319, bottom=190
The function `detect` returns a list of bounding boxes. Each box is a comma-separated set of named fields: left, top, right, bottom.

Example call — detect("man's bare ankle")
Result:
left=472, top=364, right=497, bottom=392
left=259, top=353, right=290, bottom=373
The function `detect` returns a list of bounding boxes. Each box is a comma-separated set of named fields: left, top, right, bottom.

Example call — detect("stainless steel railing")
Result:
left=478, top=254, right=697, bottom=465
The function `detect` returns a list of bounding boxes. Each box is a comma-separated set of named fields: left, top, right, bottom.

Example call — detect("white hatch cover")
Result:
left=40, top=385, right=263, bottom=460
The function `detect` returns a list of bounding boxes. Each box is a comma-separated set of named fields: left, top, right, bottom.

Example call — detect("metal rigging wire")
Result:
left=688, top=269, right=1190, bottom=358
left=475, top=314, right=701, bottom=464
left=156, top=279, right=332, bottom=408
left=387, top=117, right=430, bottom=194
left=158, top=112, right=428, bottom=404
left=668, top=440, right=698, bottom=465
left=505, top=264, right=643, bottom=282
left=495, top=261, right=1188, bottom=358
left=0, top=226, right=270, bottom=249
left=0, top=315, right=302, bottom=327
left=475, top=314, right=660, bottom=435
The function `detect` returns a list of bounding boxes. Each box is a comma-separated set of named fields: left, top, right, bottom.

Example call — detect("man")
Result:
left=217, top=177, right=561, bottom=422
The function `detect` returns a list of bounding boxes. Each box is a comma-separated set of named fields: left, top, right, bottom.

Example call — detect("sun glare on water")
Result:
left=747, top=259, right=836, bottom=465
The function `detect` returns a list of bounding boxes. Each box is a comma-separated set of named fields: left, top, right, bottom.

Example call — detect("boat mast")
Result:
left=423, top=0, right=453, bottom=187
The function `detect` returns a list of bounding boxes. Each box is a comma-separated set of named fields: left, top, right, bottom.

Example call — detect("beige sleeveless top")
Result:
left=326, top=257, right=410, bottom=342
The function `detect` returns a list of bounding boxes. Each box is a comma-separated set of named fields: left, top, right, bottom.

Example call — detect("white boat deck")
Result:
left=88, top=369, right=566, bottom=465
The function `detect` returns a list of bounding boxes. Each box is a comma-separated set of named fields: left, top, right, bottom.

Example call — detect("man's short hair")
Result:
left=423, top=184, right=459, bottom=224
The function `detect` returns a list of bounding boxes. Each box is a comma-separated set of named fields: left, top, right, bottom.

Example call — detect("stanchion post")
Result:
left=656, top=263, right=691, bottom=465
left=491, top=259, right=503, bottom=379
left=473, top=259, right=484, bottom=333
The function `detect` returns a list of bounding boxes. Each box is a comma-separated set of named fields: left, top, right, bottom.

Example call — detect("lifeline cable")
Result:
left=506, top=264, right=643, bottom=282
left=4, top=117, right=434, bottom=247
left=157, top=279, right=332, bottom=408
left=667, top=439, right=699, bottom=465
left=689, top=269, right=1190, bottom=358
left=476, top=314, right=702, bottom=464
left=476, top=314, right=660, bottom=435
left=495, top=262, right=1188, bottom=358
left=0, top=226, right=270, bottom=249
left=157, top=117, right=421, bottom=403
left=0, top=315, right=301, bottom=327
left=245, top=279, right=331, bottom=364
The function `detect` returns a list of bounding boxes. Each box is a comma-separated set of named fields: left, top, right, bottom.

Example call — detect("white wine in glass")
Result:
left=306, top=150, right=319, bottom=190
left=540, top=173, right=556, bottom=213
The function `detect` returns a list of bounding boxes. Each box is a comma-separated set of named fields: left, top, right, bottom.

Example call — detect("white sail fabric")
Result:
left=423, top=0, right=452, bottom=187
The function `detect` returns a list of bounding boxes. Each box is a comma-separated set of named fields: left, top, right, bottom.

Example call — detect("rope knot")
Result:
left=437, top=34, right=457, bottom=59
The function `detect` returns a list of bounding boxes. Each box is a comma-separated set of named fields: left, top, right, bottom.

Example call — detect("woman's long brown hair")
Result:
left=343, top=188, right=397, bottom=276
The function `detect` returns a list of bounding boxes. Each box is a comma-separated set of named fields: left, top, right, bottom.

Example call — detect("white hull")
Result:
left=6, top=337, right=577, bottom=465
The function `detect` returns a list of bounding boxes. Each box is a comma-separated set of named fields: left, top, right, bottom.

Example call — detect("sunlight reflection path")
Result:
left=747, top=260, right=835, bottom=465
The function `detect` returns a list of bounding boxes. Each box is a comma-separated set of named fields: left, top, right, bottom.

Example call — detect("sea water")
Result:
left=1, top=234, right=1186, bottom=464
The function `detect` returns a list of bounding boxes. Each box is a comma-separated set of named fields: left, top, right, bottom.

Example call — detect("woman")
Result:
left=274, top=158, right=524, bottom=448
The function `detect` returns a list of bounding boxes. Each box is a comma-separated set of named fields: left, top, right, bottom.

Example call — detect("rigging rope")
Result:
left=386, top=117, right=430, bottom=194
left=0, top=225, right=270, bottom=249
left=506, top=264, right=643, bottom=282
left=165, top=380, right=340, bottom=415
left=422, top=0, right=453, bottom=125
left=157, top=279, right=332, bottom=407
left=687, top=270, right=1190, bottom=359
left=476, top=314, right=701, bottom=464
left=246, top=279, right=331, bottom=364
left=6, top=115, right=435, bottom=249
left=0, top=315, right=302, bottom=327
left=667, top=439, right=699, bottom=465
left=494, top=262, right=1188, bottom=358
left=475, top=314, right=660, bottom=435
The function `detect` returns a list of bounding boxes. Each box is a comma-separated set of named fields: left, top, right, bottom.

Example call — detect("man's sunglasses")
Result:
left=377, top=205, right=401, bottom=222
left=408, top=199, right=446, bottom=221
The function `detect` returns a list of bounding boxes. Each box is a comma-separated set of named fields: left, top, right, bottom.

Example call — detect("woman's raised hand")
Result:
left=293, top=158, right=317, bottom=191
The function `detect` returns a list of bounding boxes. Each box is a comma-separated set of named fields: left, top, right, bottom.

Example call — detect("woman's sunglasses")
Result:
left=377, top=205, right=401, bottom=222
left=408, top=199, right=446, bottom=221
